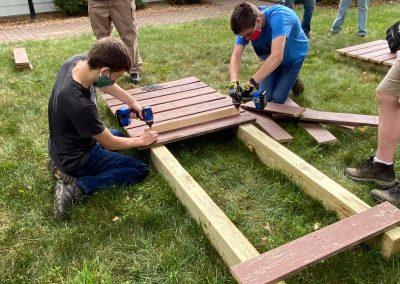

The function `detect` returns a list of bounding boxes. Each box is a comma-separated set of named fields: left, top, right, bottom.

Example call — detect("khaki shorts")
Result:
left=377, top=54, right=400, bottom=97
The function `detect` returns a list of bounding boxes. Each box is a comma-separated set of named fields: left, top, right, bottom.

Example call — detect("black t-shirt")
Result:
left=48, top=55, right=105, bottom=173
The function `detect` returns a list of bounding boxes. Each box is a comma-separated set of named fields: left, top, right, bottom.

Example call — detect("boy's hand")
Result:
left=128, top=101, right=143, bottom=119
left=241, top=82, right=255, bottom=101
left=137, top=129, right=158, bottom=146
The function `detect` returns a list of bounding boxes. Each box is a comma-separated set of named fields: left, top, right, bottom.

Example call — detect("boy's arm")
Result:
left=230, top=45, right=245, bottom=82
left=250, top=35, right=286, bottom=86
left=93, top=128, right=158, bottom=150
left=101, top=84, right=143, bottom=117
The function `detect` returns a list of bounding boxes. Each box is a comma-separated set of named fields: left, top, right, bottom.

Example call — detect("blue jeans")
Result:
left=260, top=59, right=305, bottom=104
left=331, top=0, right=369, bottom=36
left=68, top=129, right=149, bottom=195
left=285, top=0, right=315, bottom=35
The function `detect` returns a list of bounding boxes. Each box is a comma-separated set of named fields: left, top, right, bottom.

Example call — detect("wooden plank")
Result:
left=336, top=40, right=386, bottom=54
left=242, top=102, right=305, bottom=118
left=236, top=124, right=400, bottom=258
left=106, top=81, right=209, bottom=107
left=369, top=52, right=397, bottom=63
left=384, top=58, right=396, bottom=66
left=109, top=92, right=224, bottom=114
left=150, top=145, right=260, bottom=267
left=345, top=43, right=389, bottom=57
left=108, top=87, right=218, bottom=111
left=13, top=47, right=29, bottom=66
left=357, top=48, right=392, bottom=61
left=246, top=110, right=293, bottom=143
left=297, top=108, right=378, bottom=127
left=149, top=107, right=240, bottom=134
left=126, top=97, right=233, bottom=129
left=284, top=98, right=338, bottom=144
left=134, top=112, right=255, bottom=148
left=231, top=202, right=400, bottom=284
left=101, top=76, right=200, bottom=101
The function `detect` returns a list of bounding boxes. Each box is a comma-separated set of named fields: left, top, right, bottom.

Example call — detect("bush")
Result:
left=53, top=0, right=88, bottom=16
left=165, top=0, right=202, bottom=4
left=54, top=0, right=146, bottom=16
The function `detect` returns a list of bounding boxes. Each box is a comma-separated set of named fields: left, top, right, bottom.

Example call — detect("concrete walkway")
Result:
left=0, top=0, right=271, bottom=43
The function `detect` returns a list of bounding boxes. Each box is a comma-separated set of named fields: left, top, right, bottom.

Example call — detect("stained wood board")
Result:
left=245, top=110, right=293, bottom=143
left=242, top=101, right=305, bottom=118
left=237, top=124, right=400, bottom=258
left=102, top=77, right=256, bottom=147
left=336, top=40, right=397, bottom=67
left=13, top=48, right=32, bottom=69
left=285, top=98, right=338, bottom=144
left=231, top=202, right=400, bottom=284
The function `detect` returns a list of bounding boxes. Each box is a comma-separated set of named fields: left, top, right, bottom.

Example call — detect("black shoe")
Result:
left=292, top=78, right=304, bottom=97
left=53, top=180, right=84, bottom=221
left=345, top=156, right=397, bottom=187
left=130, top=72, right=141, bottom=84
left=47, top=160, right=76, bottom=184
left=371, top=183, right=400, bottom=206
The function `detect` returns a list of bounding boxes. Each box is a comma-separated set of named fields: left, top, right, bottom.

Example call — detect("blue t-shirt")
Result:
left=235, top=5, right=308, bottom=66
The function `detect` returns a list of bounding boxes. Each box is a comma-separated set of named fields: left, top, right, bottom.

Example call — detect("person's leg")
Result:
left=87, top=0, right=112, bottom=39
left=270, top=60, right=304, bottom=104
left=331, top=0, right=352, bottom=33
left=345, top=56, right=400, bottom=187
left=301, top=0, right=315, bottom=36
left=111, top=0, right=142, bottom=77
left=357, top=0, right=369, bottom=36
left=284, top=0, right=295, bottom=9
left=259, top=68, right=279, bottom=103
left=71, top=143, right=148, bottom=195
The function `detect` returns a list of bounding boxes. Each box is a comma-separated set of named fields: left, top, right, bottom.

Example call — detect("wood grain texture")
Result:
left=151, top=145, right=260, bottom=267
left=336, top=40, right=386, bottom=54
left=345, top=42, right=389, bottom=57
left=369, top=52, right=397, bottom=63
left=284, top=98, right=338, bottom=144
left=231, top=202, right=400, bottom=284
left=245, top=110, right=293, bottom=143
left=236, top=124, right=400, bottom=258
left=13, top=47, right=29, bottom=66
left=242, top=102, right=305, bottom=118
left=149, top=107, right=240, bottom=133
left=297, top=108, right=378, bottom=126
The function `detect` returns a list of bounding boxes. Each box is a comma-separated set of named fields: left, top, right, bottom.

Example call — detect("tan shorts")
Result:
left=377, top=54, right=400, bottom=97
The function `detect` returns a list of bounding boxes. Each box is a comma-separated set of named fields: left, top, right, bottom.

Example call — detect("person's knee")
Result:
left=128, top=160, right=149, bottom=183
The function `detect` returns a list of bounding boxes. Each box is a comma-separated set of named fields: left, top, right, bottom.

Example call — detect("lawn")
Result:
left=1, top=3, right=400, bottom=283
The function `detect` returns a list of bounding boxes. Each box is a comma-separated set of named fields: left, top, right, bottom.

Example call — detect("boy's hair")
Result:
left=230, top=2, right=260, bottom=35
left=87, top=37, right=131, bottom=72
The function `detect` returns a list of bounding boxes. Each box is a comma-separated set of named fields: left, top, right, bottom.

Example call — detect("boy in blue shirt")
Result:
left=228, top=2, right=309, bottom=104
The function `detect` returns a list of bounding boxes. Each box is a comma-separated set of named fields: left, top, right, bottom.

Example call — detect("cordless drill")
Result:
left=116, top=106, right=154, bottom=128
left=228, top=81, right=267, bottom=110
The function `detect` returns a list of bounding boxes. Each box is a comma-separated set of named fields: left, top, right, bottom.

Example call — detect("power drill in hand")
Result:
left=228, top=81, right=267, bottom=110
left=116, top=106, right=154, bottom=128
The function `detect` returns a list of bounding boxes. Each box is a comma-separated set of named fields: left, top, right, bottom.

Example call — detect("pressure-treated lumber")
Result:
left=285, top=98, right=338, bottom=144
left=148, top=106, right=240, bottom=133
left=242, top=102, right=305, bottom=118
left=150, top=145, right=260, bottom=267
left=13, top=48, right=32, bottom=69
left=246, top=110, right=293, bottom=143
left=236, top=124, right=400, bottom=258
left=231, top=202, right=400, bottom=284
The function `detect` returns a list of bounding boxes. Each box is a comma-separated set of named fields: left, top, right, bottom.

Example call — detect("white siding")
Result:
left=0, top=0, right=57, bottom=17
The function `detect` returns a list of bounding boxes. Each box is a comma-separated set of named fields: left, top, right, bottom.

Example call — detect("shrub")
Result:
left=135, top=0, right=147, bottom=9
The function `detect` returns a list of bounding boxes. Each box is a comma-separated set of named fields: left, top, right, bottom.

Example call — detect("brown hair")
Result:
left=230, top=2, right=260, bottom=35
left=87, top=37, right=131, bottom=72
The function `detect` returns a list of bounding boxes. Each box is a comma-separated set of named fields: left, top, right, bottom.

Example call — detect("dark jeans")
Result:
left=68, top=129, right=148, bottom=195
left=285, top=0, right=316, bottom=35
left=260, top=59, right=305, bottom=104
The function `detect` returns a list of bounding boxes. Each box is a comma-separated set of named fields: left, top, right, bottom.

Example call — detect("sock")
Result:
left=373, top=156, right=393, bottom=166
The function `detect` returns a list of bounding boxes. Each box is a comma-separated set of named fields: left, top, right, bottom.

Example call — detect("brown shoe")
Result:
left=292, top=78, right=304, bottom=97
left=371, top=183, right=400, bottom=207
left=345, top=157, right=397, bottom=187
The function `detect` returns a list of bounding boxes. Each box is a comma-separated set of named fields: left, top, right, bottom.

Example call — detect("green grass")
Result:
left=1, top=3, right=400, bottom=283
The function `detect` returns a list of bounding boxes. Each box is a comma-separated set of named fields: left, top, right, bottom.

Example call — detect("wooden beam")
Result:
left=150, top=145, right=260, bottom=267
left=236, top=124, right=400, bottom=258
left=148, top=106, right=240, bottom=133
left=13, top=48, right=32, bottom=70
left=231, top=202, right=400, bottom=284
left=245, top=110, right=293, bottom=143
left=242, top=102, right=305, bottom=118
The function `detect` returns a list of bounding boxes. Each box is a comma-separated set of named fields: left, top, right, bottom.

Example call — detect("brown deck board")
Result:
left=242, top=101, right=305, bottom=118
left=369, top=52, right=397, bottom=63
left=345, top=43, right=389, bottom=57
left=297, top=108, right=378, bottom=126
left=357, top=47, right=392, bottom=60
left=231, top=202, right=400, bottom=284
left=336, top=40, right=386, bottom=54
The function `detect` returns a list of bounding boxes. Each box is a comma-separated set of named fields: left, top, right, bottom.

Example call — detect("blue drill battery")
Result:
left=142, top=106, right=154, bottom=128
left=116, top=106, right=132, bottom=127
